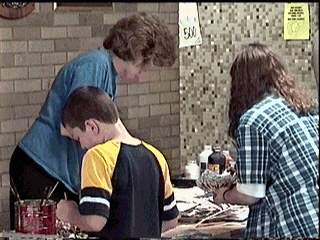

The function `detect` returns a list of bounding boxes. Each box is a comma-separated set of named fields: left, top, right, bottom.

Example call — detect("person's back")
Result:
left=82, top=140, right=176, bottom=238
left=239, top=94, right=319, bottom=237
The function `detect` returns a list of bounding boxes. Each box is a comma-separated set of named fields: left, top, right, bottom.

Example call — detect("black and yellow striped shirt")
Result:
left=79, top=140, right=179, bottom=238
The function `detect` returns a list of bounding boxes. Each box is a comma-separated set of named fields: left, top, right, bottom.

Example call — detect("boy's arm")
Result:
left=162, top=216, right=179, bottom=233
left=57, top=199, right=107, bottom=232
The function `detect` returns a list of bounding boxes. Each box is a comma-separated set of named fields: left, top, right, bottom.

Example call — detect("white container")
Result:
left=199, top=145, right=213, bottom=176
left=185, top=160, right=199, bottom=179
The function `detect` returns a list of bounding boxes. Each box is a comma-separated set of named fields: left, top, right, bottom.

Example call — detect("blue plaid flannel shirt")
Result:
left=235, top=95, right=319, bottom=238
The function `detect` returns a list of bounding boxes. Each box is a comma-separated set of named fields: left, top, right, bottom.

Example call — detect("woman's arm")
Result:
left=212, top=184, right=260, bottom=205
left=57, top=200, right=107, bottom=232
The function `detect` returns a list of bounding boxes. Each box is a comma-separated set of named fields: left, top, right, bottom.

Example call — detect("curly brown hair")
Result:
left=228, top=43, right=318, bottom=139
left=103, top=12, right=177, bottom=68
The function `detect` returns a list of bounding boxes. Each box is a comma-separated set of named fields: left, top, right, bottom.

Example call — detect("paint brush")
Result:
left=44, top=186, right=53, bottom=204
left=10, top=177, right=21, bottom=204
left=40, top=186, right=49, bottom=205
left=47, top=181, right=59, bottom=199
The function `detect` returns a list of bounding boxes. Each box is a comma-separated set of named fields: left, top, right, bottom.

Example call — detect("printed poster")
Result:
left=284, top=3, right=309, bottom=40
left=179, top=2, right=202, bottom=48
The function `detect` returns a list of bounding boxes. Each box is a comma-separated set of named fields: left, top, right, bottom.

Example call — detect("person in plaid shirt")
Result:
left=211, top=43, right=319, bottom=238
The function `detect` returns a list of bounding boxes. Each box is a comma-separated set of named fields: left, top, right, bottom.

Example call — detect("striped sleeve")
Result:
left=79, top=144, right=118, bottom=219
left=162, top=162, right=179, bottom=221
left=79, top=187, right=111, bottom=219
left=163, top=192, right=179, bottom=221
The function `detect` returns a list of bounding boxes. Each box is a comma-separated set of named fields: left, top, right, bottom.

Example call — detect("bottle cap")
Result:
left=214, top=146, right=221, bottom=152
left=204, top=145, right=212, bottom=150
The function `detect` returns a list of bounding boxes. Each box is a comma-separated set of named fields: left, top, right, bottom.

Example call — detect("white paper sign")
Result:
left=179, top=2, right=202, bottom=48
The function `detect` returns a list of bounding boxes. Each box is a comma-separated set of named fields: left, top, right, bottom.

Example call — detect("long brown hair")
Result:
left=228, top=43, right=317, bottom=139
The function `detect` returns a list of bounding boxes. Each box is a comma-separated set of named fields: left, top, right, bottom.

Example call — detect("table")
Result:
left=163, top=186, right=248, bottom=238
left=0, top=231, right=60, bottom=239
left=162, top=221, right=246, bottom=238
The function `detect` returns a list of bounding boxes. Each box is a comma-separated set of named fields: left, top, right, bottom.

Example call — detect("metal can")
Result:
left=15, top=199, right=56, bottom=235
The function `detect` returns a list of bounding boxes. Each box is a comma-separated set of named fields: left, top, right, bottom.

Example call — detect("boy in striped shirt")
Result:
left=57, top=86, right=179, bottom=238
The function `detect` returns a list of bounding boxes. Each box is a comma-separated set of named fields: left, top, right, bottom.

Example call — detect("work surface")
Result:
left=1, top=186, right=248, bottom=239
left=0, top=231, right=89, bottom=239
left=162, top=186, right=248, bottom=239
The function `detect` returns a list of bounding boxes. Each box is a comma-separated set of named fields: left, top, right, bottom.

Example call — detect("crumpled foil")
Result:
left=196, top=169, right=237, bottom=192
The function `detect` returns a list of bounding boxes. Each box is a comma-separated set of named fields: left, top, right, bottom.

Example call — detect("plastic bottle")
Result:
left=199, top=145, right=213, bottom=176
left=208, top=146, right=226, bottom=174
left=185, top=160, right=199, bottom=179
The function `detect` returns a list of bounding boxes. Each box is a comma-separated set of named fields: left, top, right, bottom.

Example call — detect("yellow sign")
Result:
left=284, top=3, right=309, bottom=40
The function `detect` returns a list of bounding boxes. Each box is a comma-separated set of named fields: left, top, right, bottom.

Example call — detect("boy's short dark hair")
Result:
left=61, top=86, right=119, bottom=131
left=103, top=12, right=177, bottom=68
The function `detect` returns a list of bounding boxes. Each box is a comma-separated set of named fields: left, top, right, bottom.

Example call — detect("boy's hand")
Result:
left=57, top=200, right=79, bottom=223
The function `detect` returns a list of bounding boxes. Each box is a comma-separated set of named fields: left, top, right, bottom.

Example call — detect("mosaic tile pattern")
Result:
left=180, top=2, right=319, bottom=167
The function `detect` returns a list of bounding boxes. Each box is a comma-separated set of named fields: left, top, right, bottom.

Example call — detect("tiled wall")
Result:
left=0, top=2, right=179, bottom=230
left=180, top=2, right=319, bottom=166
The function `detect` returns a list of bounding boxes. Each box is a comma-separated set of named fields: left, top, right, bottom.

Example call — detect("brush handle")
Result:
left=40, top=186, right=49, bottom=205
left=47, top=181, right=59, bottom=199
left=10, top=177, right=21, bottom=204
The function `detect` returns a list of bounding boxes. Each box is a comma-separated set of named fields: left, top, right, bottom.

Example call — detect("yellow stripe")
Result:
left=142, top=141, right=173, bottom=199
left=81, top=141, right=120, bottom=195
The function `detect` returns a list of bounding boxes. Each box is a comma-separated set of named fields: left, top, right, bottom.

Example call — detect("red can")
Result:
left=15, top=199, right=56, bottom=235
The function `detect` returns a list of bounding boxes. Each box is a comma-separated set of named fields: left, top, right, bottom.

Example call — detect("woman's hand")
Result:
left=223, top=151, right=236, bottom=176
left=210, top=184, right=232, bottom=204
left=56, top=200, right=79, bottom=223
left=202, top=180, right=233, bottom=204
